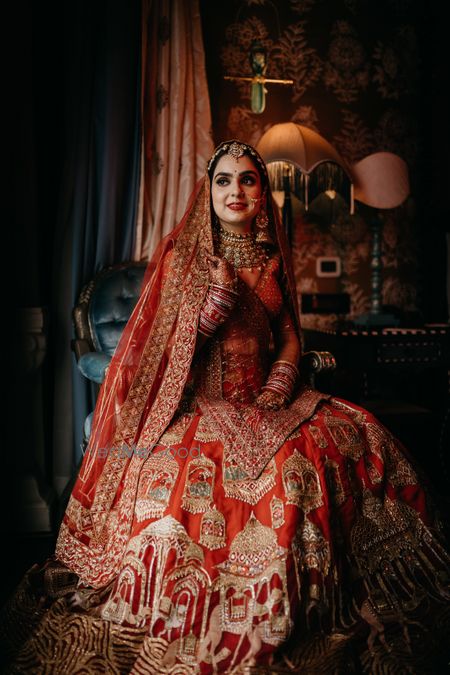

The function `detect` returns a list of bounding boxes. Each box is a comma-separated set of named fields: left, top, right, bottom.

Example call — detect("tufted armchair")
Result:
left=72, top=261, right=336, bottom=445
left=72, top=261, right=149, bottom=442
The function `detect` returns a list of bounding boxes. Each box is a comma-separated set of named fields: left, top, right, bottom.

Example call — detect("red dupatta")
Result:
left=56, top=153, right=302, bottom=588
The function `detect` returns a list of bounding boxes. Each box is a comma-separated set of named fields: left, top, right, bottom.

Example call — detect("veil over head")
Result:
left=56, top=140, right=303, bottom=587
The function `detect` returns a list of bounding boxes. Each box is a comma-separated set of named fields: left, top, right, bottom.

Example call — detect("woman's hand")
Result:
left=255, top=389, right=287, bottom=411
left=205, top=252, right=237, bottom=288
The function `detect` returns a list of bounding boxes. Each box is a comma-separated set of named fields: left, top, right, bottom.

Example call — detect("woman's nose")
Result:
left=230, top=180, right=244, bottom=196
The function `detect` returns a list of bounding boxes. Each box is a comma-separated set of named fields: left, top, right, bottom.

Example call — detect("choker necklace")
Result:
left=218, top=226, right=252, bottom=239
left=214, top=223, right=269, bottom=272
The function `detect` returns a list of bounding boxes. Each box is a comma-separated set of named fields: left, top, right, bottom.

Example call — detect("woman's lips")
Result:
left=227, top=203, right=247, bottom=211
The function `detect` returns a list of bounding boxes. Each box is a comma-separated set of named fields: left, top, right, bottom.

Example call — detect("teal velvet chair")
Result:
left=72, top=261, right=149, bottom=443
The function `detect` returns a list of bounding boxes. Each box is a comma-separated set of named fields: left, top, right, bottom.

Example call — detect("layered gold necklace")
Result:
left=213, top=223, right=269, bottom=272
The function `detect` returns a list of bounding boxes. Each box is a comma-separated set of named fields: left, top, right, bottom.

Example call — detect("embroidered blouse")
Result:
left=168, top=250, right=328, bottom=479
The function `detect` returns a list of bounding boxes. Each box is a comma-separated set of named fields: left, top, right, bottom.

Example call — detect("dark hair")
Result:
left=207, top=140, right=268, bottom=190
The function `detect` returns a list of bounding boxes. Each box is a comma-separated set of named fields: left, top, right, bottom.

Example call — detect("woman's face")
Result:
left=211, top=153, right=263, bottom=231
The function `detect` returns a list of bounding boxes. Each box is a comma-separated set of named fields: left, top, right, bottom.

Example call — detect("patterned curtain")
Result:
left=135, top=0, right=214, bottom=260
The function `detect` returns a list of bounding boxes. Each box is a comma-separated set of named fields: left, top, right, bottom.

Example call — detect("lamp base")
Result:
left=353, top=312, right=400, bottom=327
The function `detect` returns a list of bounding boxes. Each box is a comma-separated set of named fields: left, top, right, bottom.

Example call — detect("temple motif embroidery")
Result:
left=200, top=507, right=226, bottom=550
left=135, top=453, right=179, bottom=521
left=181, top=455, right=216, bottom=514
left=213, top=512, right=291, bottom=644
left=351, top=489, right=425, bottom=572
left=292, top=517, right=331, bottom=577
left=282, top=450, right=323, bottom=513
left=223, top=455, right=277, bottom=505
left=101, top=515, right=210, bottom=635
left=358, top=421, right=417, bottom=487
left=16, top=393, right=450, bottom=672
left=325, top=417, right=365, bottom=461
left=307, top=424, right=328, bottom=448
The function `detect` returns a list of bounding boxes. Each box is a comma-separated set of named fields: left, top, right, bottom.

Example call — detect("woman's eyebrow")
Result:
left=214, top=170, right=258, bottom=177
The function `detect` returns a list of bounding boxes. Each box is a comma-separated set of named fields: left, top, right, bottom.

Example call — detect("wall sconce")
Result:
left=224, top=40, right=293, bottom=114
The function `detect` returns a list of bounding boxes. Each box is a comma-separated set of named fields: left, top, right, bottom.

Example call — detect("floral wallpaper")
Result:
left=200, top=0, right=428, bottom=328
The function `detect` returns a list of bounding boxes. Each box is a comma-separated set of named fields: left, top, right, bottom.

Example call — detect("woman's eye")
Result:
left=216, top=177, right=229, bottom=186
left=241, top=176, right=256, bottom=185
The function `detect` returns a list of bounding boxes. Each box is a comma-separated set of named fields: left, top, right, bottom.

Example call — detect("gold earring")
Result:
left=255, top=202, right=274, bottom=244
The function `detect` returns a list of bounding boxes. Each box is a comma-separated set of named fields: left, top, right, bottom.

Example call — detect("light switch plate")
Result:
left=316, top=256, right=341, bottom=278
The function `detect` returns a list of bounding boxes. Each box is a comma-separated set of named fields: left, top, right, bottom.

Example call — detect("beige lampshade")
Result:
left=257, top=122, right=352, bottom=175
left=257, top=122, right=354, bottom=211
left=352, top=152, right=410, bottom=209
left=257, top=124, right=410, bottom=213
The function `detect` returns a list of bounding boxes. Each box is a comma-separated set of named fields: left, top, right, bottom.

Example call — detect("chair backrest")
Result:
left=73, top=261, right=149, bottom=356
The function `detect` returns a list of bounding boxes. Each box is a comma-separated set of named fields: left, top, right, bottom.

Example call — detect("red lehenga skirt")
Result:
left=1, top=394, right=450, bottom=674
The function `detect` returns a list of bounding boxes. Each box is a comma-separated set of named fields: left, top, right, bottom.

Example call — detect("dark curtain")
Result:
left=59, top=0, right=142, bottom=471
left=7, top=0, right=142, bottom=528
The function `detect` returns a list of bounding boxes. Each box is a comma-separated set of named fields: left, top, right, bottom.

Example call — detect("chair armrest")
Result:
left=77, top=352, right=111, bottom=384
left=300, top=350, right=336, bottom=387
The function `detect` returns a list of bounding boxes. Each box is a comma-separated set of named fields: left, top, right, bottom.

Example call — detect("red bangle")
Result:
left=198, top=284, right=238, bottom=337
left=261, top=359, right=298, bottom=399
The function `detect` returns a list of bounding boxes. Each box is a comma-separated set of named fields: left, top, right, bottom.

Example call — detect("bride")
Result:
left=1, top=140, right=449, bottom=674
